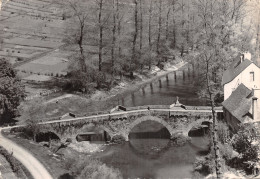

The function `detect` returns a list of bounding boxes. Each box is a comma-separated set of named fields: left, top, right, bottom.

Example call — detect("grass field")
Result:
left=0, top=0, right=66, bottom=66
left=17, top=50, right=71, bottom=78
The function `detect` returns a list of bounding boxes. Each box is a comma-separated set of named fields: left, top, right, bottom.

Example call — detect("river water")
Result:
left=118, top=64, right=207, bottom=107
left=92, top=64, right=210, bottom=179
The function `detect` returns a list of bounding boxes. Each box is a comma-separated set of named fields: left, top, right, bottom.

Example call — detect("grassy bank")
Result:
left=111, top=61, right=188, bottom=101
left=17, top=61, right=188, bottom=124
left=2, top=130, right=121, bottom=179
left=0, top=145, right=33, bottom=179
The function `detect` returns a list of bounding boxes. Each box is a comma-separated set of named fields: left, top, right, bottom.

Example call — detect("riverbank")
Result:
left=17, top=60, right=188, bottom=124
left=107, top=61, right=187, bottom=101
left=46, top=60, right=187, bottom=103
left=0, top=129, right=53, bottom=179
left=1, top=129, right=121, bottom=178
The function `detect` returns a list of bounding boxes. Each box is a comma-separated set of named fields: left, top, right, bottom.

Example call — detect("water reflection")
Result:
left=96, top=136, right=209, bottom=179
left=128, top=139, right=171, bottom=160
left=95, top=120, right=210, bottom=179
left=117, top=65, right=207, bottom=107
left=82, top=64, right=205, bottom=113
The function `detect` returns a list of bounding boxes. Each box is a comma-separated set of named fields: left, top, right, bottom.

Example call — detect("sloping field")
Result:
left=0, top=0, right=66, bottom=66
left=17, top=50, right=71, bottom=78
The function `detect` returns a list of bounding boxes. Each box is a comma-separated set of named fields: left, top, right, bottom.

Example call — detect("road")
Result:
left=0, top=128, right=53, bottom=179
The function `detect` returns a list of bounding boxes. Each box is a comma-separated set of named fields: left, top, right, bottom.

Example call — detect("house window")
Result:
left=250, top=72, right=255, bottom=82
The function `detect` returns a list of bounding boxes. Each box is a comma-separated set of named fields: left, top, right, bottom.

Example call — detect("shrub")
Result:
left=0, top=146, right=25, bottom=178
left=67, top=156, right=122, bottom=179
left=193, top=155, right=214, bottom=176
left=217, top=121, right=230, bottom=144
left=219, top=143, right=234, bottom=161
left=111, top=135, right=125, bottom=144
left=171, top=133, right=191, bottom=146
left=229, top=124, right=259, bottom=174
left=17, top=57, right=23, bottom=61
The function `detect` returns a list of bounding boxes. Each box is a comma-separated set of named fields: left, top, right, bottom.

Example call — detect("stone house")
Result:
left=222, top=53, right=260, bottom=132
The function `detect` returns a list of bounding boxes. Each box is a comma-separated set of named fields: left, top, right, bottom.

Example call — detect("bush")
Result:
left=111, top=135, right=125, bottom=144
left=66, top=156, right=122, bottom=179
left=219, top=143, right=234, bottom=161
left=229, top=124, right=259, bottom=174
left=17, top=57, right=23, bottom=61
left=217, top=121, right=230, bottom=144
left=193, top=155, right=214, bottom=176
left=171, top=133, right=191, bottom=146
left=0, top=146, right=25, bottom=178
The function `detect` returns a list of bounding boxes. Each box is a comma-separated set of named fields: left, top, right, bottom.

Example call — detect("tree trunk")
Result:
left=156, top=0, right=162, bottom=66
left=156, top=0, right=162, bottom=56
left=205, top=57, right=222, bottom=179
left=148, top=0, right=153, bottom=70
left=79, top=24, right=86, bottom=72
left=111, top=0, right=116, bottom=81
left=139, top=0, right=143, bottom=71
left=139, top=0, right=143, bottom=55
left=98, top=0, right=103, bottom=71
left=33, top=133, right=36, bottom=142
left=116, top=0, right=121, bottom=57
left=172, top=0, right=176, bottom=49
left=166, top=7, right=171, bottom=40
left=181, top=0, right=185, bottom=57
left=131, top=0, right=138, bottom=77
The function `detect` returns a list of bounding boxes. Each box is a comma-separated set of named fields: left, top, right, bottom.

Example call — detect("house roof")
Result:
left=222, top=84, right=252, bottom=122
left=222, top=54, right=253, bottom=86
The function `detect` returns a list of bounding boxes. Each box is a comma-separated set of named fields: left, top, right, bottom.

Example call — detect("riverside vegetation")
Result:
left=1, top=0, right=260, bottom=178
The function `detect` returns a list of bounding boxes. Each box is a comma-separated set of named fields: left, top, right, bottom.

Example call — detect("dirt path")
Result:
left=0, top=128, right=53, bottom=179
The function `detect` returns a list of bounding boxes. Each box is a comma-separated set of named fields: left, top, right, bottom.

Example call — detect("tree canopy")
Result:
left=0, top=59, right=25, bottom=124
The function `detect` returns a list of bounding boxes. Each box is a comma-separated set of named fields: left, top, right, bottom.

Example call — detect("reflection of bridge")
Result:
left=35, top=104, right=223, bottom=142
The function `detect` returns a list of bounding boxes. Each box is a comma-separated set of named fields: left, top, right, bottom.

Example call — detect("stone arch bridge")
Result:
left=35, top=105, right=223, bottom=142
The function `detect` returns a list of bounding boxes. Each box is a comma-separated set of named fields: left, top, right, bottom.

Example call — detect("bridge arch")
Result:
left=126, top=115, right=174, bottom=141
left=183, top=118, right=212, bottom=137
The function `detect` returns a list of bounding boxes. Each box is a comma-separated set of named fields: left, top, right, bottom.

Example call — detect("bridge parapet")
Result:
left=36, top=107, right=222, bottom=142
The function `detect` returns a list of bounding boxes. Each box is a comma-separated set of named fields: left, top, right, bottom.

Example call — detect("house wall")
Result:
left=224, top=63, right=260, bottom=100
left=253, top=89, right=260, bottom=121
left=223, top=108, right=240, bottom=132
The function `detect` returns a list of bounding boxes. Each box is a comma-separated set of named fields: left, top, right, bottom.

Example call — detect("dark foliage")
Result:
left=0, top=146, right=25, bottom=178
left=0, top=59, right=25, bottom=125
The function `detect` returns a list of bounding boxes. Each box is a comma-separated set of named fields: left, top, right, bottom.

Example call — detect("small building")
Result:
left=222, top=53, right=260, bottom=100
left=222, top=53, right=260, bottom=132
left=222, top=84, right=260, bottom=132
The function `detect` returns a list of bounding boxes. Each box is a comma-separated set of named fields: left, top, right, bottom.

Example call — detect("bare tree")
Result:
left=131, top=0, right=138, bottom=76
left=139, top=0, right=143, bottom=57
left=166, top=5, right=171, bottom=40
left=64, top=0, right=89, bottom=72
left=98, top=0, right=104, bottom=71
left=156, top=0, right=162, bottom=56
left=148, top=0, right=154, bottom=69
left=171, top=0, right=178, bottom=49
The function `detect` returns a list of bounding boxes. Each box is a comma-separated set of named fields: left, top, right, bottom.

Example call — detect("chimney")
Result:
left=240, top=54, right=244, bottom=63
left=252, top=96, right=258, bottom=120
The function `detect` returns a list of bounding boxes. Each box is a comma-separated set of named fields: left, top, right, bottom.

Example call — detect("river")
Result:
left=92, top=64, right=210, bottom=179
